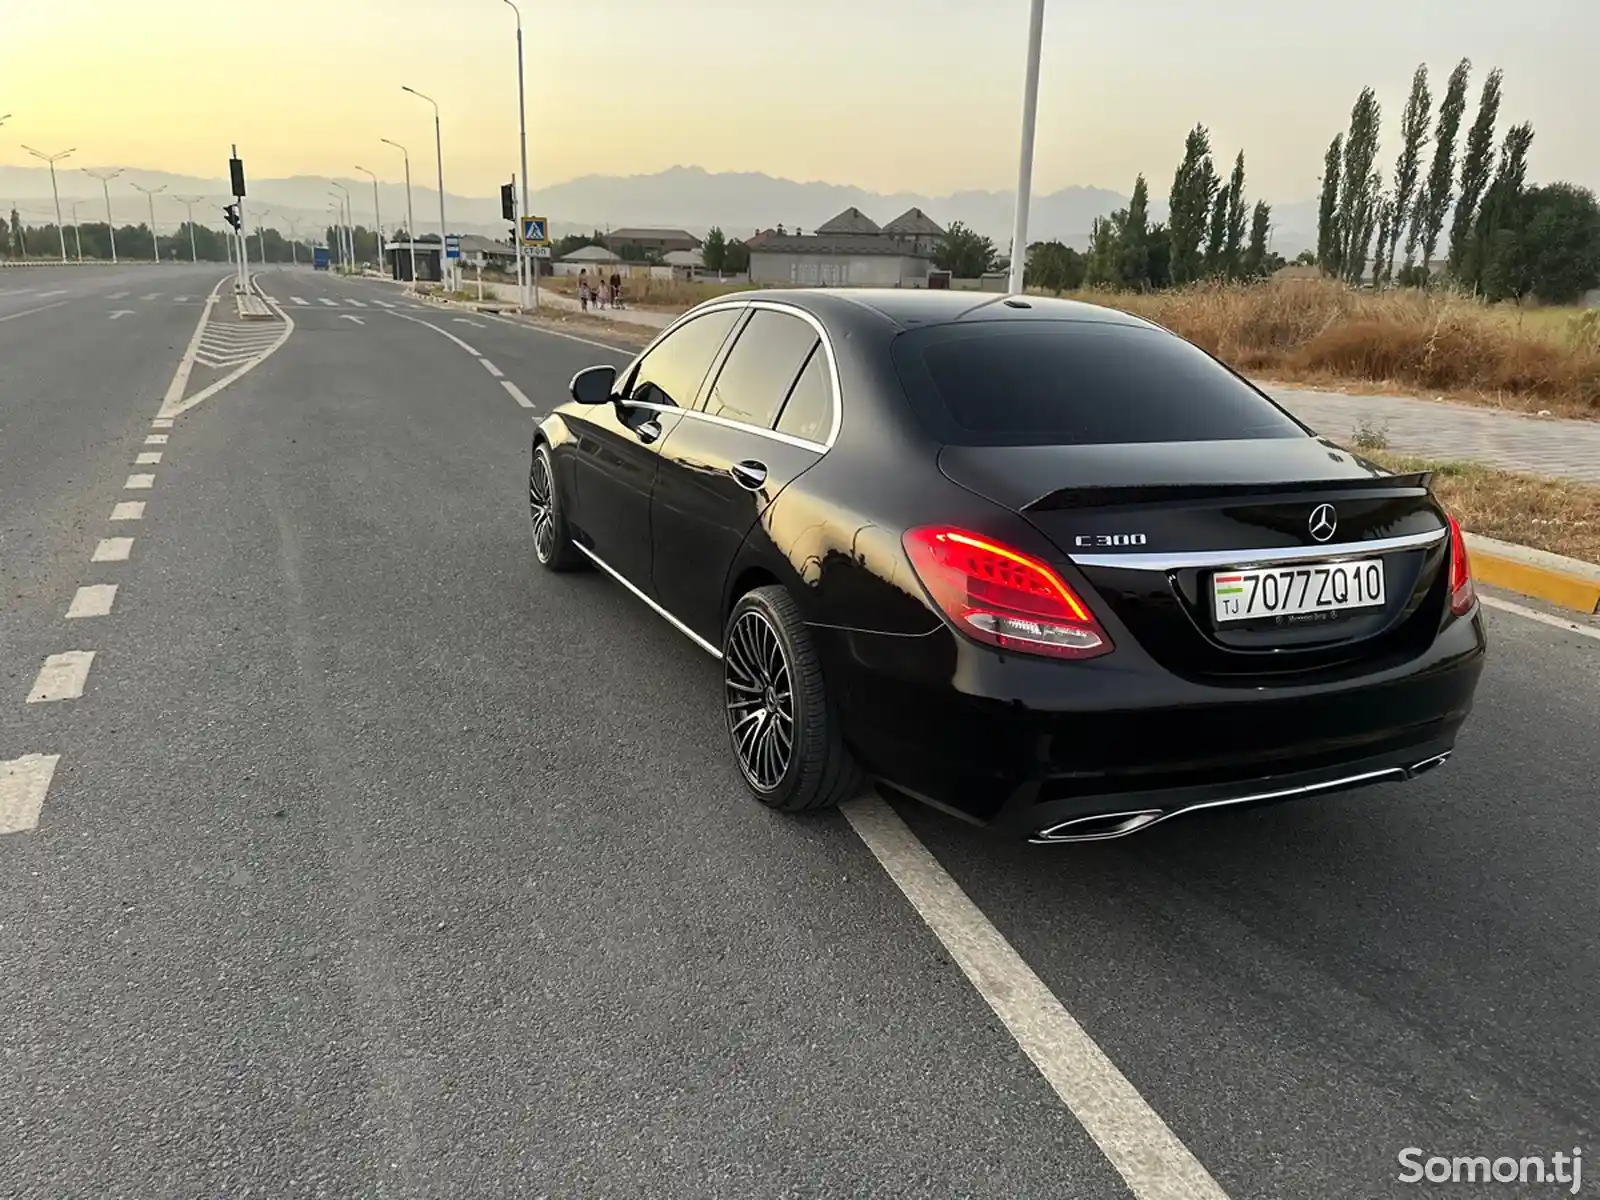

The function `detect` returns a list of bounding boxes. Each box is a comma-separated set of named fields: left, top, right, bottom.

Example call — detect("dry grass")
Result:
left=1062, top=280, right=1600, bottom=418
left=1349, top=447, right=1600, bottom=564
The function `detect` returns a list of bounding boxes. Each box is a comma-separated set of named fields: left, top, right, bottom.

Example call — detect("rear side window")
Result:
left=891, top=320, right=1307, bottom=447
left=774, top=346, right=833, bottom=444
left=629, top=308, right=742, bottom=409
left=702, top=309, right=819, bottom=428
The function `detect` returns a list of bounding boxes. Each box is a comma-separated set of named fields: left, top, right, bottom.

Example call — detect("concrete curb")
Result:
left=1465, top=533, right=1600, bottom=615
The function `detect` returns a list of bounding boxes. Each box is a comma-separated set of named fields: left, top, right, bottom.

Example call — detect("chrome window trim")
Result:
left=627, top=400, right=828, bottom=454
left=1069, top=527, right=1446, bottom=571
left=619, top=298, right=843, bottom=450
left=572, top=542, right=722, bottom=659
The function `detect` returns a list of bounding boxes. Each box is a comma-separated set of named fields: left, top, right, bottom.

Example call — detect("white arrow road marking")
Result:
left=0, top=754, right=61, bottom=835
left=339, top=314, right=365, bottom=325
left=27, top=651, right=96, bottom=703
left=109, top=310, right=134, bottom=320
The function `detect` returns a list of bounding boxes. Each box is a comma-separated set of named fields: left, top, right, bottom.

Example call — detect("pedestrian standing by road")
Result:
left=578, top=270, right=590, bottom=312
left=610, top=271, right=623, bottom=309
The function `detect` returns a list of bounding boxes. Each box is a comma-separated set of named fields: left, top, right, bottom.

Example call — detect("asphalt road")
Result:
left=1, top=264, right=1595, bottom=1200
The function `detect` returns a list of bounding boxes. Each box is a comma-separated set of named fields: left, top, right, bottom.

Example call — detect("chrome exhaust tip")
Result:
left=1031, top=809, right=1166, bottom=844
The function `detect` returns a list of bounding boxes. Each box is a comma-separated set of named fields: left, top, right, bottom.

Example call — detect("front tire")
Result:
left=723, top=585, right=864, bottom=812
left=529, top=441, right=584, bottom=572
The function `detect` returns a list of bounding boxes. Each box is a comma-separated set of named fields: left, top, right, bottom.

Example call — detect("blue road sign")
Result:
left=520, top=216, right=549, bottom=246
left=444, top=234, right=461, bottom=260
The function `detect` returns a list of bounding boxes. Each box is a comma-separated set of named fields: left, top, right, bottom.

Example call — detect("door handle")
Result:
left=635, top=419, right=663, bottom=444
left=730, top=460, right=768, bottom=490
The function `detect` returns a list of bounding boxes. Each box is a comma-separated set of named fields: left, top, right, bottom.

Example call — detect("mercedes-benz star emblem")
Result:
left=1308, top=503, right=1338, bottom=543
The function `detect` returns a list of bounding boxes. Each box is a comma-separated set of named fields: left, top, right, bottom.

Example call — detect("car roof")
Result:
left=709, top=287, right=1159, bottom=335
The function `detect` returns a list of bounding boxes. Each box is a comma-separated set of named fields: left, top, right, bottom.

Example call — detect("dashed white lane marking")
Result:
left=92, top=537, right=134, bottom=562
left=35, top=289, right=69, bottom=298
left=346, top=298, right=367, bottom=307
left=1481, top=595, right=1600, bottom=642
left=842, top=796, right=1232, bottom=1200
left=373, top=299, right=396, bottom=309
left=108, top=310, right=134, bottom=320
left=480, top=359, right=504, bottom=378
left=0, top=300, right=71, bottom=325
left=174, top=295, right=190, bottom=302
left=136, top=451, right=162, bottom=465
left=26, top=652, right=96, bottom=703
left=0, top=754, right=60, bottom=835
left=107, top=291, right=129, bottom=299
left=389, top=310, right=480, bottom=355
left=125, top=474, right=154, bottom=490
left=151, top=418, right=173, bottom=429
left=66, top=584, right=118, bottom=619
left=110, top=501, right=145, bottom=521
left=291, top=297, right=308, bottom=306
left=140, top=293, right=161, bottom=301
left=501, top=380, right=535, bottom=408
left=452, top=317, right=486, bottom=329
left=145, top=434, right=168, bottom=445
left=318, top=298, right=339, bottom=307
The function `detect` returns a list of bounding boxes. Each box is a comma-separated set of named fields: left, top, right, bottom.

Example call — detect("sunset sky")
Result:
left=6, top=0, right=1596, bottom=201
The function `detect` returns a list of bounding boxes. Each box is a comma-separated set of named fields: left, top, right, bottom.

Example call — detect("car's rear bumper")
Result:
left=812, top=607, right=1487, bottom=840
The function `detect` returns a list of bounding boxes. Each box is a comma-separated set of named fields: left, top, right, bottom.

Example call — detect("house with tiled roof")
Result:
left=747, top=206, right=946, bottom=289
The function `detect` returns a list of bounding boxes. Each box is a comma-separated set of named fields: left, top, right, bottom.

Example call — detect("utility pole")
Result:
left=1007, top=0, right=1047, bottom=296
left=23, top=145, right=75, bottom=262
left=84, top=168, right=123, bottom=263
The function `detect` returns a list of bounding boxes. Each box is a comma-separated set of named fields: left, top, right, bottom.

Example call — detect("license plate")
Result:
left=1212, top=559, right=1386, bottom=623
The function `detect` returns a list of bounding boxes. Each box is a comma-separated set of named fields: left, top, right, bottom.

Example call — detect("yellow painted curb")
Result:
left=1470, top=549, right=1600, bottom=615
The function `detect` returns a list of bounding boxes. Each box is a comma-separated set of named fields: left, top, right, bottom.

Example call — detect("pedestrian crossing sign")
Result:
left=521, top=216, right=550, bottom=246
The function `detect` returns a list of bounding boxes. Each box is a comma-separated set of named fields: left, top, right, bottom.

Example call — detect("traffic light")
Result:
left=500, top=183, right=516, bottom=222
left=223, top=203, right=241, bottom=232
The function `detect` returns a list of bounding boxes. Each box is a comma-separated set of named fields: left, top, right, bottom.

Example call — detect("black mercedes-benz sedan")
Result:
left=528, top=289, right=1487, bottom=843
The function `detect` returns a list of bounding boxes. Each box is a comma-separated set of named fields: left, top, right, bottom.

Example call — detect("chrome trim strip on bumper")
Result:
left=1069, top=527, right=1446, bottom=571
left=1030, top=754, right=1452, bottom=844
left=572, top=542, right=723, bottom=660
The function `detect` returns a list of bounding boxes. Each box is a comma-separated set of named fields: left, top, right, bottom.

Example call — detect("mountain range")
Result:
left=0, top=163, right=1320, bottom=256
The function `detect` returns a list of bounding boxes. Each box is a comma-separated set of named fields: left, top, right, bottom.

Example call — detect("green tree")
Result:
left=1117, top=174, right=1151, bottom=289
left=701, top=226, right=727, bottom=273
left=1508, top=183, right=1600, bottom=304
left=1144, top=223, right=1173, bottom=289
left=933, top=221, right=997, bottom=278
left=1024, top=240, right=1086, bottom=294
left=724, top=237, right=750, bottom=274
left=1203, top=188, right=1228, bottom=275
left=1448, top=67, right=1503, bottom=276
left=1371, top=195, right=1395, bottom=286
left=1336, top=87, right=1383, bottom=284
left=1222, top=152, right=1248, bottom=278
left=1167, top=124, right=1218, bottom=285
left=9, top=206, right=22, bottom=257
left=1243, top=201, right=1272, bottom=277
left=1083, top=214, right=1122, bottom=288
left=1467, top=121, right=1535, bottom=295
left=1412, top=58, right=1470, bottom=277
left=1316, top=135, right=1343, bottom=275
left=1383, top=63, right=1432, bottom=283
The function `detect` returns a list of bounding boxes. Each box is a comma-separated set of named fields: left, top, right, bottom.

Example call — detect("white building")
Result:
left=552, top=243, right=624, bottom=277
left=747, top=206, right=942, bottom=288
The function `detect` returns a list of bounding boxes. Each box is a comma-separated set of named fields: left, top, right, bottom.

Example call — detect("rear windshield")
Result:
left=891, top=320, right=1308, bottom=447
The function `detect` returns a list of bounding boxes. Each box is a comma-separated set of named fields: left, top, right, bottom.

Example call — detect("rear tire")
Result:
left=723, top=585, right=865, bottom=812
left=530, top=441, right=584, bottom=572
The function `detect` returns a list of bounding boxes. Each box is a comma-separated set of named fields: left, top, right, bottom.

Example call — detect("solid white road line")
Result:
left=125, top=474, right=154, bottom=490
left=480, top=359, right=504, bottom=378
left=145, top=434, right=169, bottom=445
left=0, top=301, right=71, bottom=325
left=157, top=275, right=229, bottom=417
left=501, top=380, right=535, bottom=408
left=136, top=451, right=162, bottom=465
left=0, top=754, right=61, bottom=835
left=110, top=501, right=145, bottom=521
left=66, top=584, right=118, bottom=619
left=92, top=537, right=134, bottom=563
left=842, top=796, right=1232, bottom=1200
left=159, top=282, right=295, bottom=420
left=1481, top=595, right=1600, bottom=642
left=389, top=311, right=480, bottom=356
left=27, top=652, right=96, bottom=704
left=151, top=418, right=174, bottom=429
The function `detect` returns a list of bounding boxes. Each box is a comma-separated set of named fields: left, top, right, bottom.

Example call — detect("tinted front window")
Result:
left=630, top=309, right=741, bottom=408
left=702, top=310, right=819, bottom=428
left=774, top=346, right=833, bottom=444
left=891, top=321, right=1307, bottom=447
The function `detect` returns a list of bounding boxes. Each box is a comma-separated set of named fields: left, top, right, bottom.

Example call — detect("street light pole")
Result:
left=130, top=182, right=166, bottom=262
left=1007, top=0, right=1047, bottom=296
left=381, top=138, right=419, bottom=290
left=84, top=168, right=123, bottom=263
left=355, top=165, right=383, bottom=277
left=329, top=189, right=353, bottom=270
left=256, top=207, right=270, bottom=265
left=68, top=200, right=83, bottom=261
left=501, top=0, right=534, bottom=309
left=286, top=217, right=301, bottom=267
left=22, top=146, right=75, bottom=262
left=173, top=195, right=203, bottom=262
left=402, top=86, right=451, bottom=289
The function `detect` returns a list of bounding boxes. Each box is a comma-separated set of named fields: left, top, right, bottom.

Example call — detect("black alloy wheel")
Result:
left=529, top=441, right=582, bottom=571
left=723, top=586, right=865, bottom=812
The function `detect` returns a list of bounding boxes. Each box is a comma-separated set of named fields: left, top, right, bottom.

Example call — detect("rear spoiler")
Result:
left=1024, top=472, right=1433, bottom=512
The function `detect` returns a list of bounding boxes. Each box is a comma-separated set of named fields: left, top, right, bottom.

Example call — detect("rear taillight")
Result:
left=903, top=526, right=1112, bottom=660
left=1447, top=514, right=1476, bottom=615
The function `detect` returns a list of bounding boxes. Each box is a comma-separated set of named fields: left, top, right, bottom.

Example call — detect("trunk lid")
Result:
left=938, top=438, right=1453, bottom=683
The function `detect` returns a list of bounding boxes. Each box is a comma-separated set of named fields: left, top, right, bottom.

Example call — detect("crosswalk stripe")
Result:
left=291, top=297, right=308, bottom=305
left=346, top=298, right=367, bottom=307
left=318, top=298, right=338, bottom=307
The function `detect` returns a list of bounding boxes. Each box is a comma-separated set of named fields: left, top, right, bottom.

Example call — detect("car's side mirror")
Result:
left=569, top=364, right=617, bottom=405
